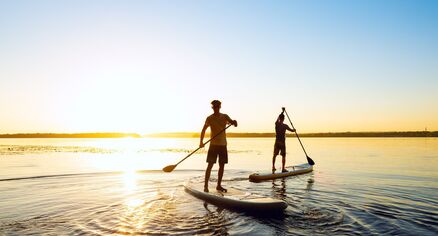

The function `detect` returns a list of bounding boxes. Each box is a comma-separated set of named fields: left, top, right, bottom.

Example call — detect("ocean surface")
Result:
left=0, top=138, right=437, bottom=235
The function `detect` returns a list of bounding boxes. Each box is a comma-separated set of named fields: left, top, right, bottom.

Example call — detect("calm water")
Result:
left=0, top=138, right=437, bottom=235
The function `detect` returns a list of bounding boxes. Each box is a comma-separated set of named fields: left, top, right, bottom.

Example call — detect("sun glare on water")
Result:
left=122, top=169, right=139, bottom=193
left=87, top=138, right=180, bottom=172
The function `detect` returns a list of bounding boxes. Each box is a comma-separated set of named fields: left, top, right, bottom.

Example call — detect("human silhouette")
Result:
left=272, top=108, right=295, bottom=173
left=200, top=100, right=237, bottom=192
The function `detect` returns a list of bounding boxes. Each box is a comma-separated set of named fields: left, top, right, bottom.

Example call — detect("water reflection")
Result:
left=122, top=170, right=138, bottom=193
left=119, top=170, right=145, bottom=234
left=203, top=202, right=229, bottom=235
left=306, top=177, right=314, bottom=192
left=125, top=198, right=143, bottom=208
left=271, top=178, right=287, bottom=200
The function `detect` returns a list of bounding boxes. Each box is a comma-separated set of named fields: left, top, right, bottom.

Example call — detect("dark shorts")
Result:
left=273, top=141, right=286, bottom=156
left=207, top=145, right=228, bottom=164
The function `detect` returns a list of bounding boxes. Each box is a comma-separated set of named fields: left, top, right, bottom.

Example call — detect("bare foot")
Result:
left=282, top=169, right=288, bottom=173
left=216, top=186, right=227, bottom=192
left=204, top=186, right=209, bottom=193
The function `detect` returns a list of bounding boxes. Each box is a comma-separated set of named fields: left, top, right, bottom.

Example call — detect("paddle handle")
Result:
left=174, top=124, right=233, bottom=166
left=284, top=109, right=309, bottom=157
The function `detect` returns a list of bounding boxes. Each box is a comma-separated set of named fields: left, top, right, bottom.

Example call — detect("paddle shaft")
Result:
left=284, top=109, right=309, bottom=158
left=174, top=124, right=233, bottom=166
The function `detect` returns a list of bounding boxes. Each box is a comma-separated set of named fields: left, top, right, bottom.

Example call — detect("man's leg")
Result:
left=272, top=155, right=277, bottom=172
left=273, top=143, right=279, bottom=172
left=216, top=146, right=228, bottom=192
left=281, top=143, right=287, bottom=172
left=204, top=162, right=214, bottom=192
left=282, top=154, right=287, bottom=172
left=217, top=163, right=227, bottom=192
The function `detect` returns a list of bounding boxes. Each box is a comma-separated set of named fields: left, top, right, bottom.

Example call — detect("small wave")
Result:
left=0, top=172, right=122, bottom=182
left=224, top=177, right=249, bottom=182
left=0, top=169, right=200, bottom=182
left=0, top=214, right=73, bottom=235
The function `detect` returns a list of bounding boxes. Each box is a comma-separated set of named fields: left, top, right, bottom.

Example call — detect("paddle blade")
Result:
left=162, top=165, right=176, bottom=172
left=307, top=156, right=315, bottom=166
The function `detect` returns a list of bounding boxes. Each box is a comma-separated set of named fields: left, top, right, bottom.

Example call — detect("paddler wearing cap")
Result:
left=199, top=100, right=238, bottom=193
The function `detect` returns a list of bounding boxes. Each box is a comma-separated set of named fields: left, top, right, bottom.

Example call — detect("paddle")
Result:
left=283, top=108, right=315, bottom=166
left=162, top=123, right=233, bottom=172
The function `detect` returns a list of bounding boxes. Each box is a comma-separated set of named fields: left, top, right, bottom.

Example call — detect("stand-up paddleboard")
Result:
left=249, top=163, right=313, bottom=181
left=184, top=180, right=287, bottom=211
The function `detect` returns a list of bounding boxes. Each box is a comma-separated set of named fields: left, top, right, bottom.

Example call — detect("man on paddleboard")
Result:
left=273, top=108, right=295, bottom=173
left=200, top=100, right=237, bottom=193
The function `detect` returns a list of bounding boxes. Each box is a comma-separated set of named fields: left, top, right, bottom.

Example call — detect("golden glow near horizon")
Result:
left=1, top=2, right=437, bottom=134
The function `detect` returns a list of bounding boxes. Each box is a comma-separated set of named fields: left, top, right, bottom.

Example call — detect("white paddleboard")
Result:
left=249, top=163, right=313, bottom=181
left=184, top=180, right=287, bottom=211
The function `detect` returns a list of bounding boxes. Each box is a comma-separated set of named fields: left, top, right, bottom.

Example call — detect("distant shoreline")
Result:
left=0, top=133, right=141, bottom=138
left=146, top=131, right=438, bottom=138
left=0, top=131, right=436, bottom=138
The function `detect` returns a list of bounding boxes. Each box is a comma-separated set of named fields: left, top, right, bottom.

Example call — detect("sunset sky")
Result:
left=1, top=1, right=437, bottom=134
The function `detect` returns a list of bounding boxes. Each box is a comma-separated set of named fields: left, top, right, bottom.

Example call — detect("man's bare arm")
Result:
left=286, top=125, right=296, bottom=133
left=226, top=115, right=238, bottom=127
left=199, top=124, right=209, bottom=148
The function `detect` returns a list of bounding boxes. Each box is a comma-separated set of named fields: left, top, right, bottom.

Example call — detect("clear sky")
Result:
left=1, top=0, right=437, bottom=134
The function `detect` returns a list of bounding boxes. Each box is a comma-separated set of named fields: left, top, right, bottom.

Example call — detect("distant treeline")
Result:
left=146, top=131, right=438, bottom=138
left=1, top=131, right=437, bottom=138
left=0, top=133, right=141, bottom=138
left=293, top=131, right=438, bottom=138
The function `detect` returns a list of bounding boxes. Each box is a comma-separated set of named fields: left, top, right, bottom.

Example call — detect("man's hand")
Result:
left=199, top=142, right=205, bottom=148
left=292, top=129, right=296, bottom=132
left=282, top=107, right=285, bottom=113
left=233, top=120, right=238, bottom=127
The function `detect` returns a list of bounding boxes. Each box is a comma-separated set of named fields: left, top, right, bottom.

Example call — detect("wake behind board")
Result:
left=249, top=163, right=313, bottom=181
left=184, top=181, right=287, bottom=211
